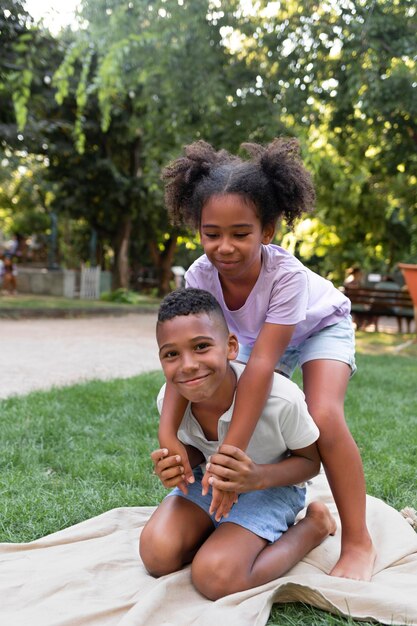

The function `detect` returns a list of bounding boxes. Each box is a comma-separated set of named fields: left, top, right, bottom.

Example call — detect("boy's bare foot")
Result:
left=330, top=540, right=376, bottom=581
left=305, top=501, right=337, bottom=538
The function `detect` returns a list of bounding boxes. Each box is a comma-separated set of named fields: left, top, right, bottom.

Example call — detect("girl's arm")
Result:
left=158, top=382, right=194, bottom=487
left=206, top=322, right=295, bottom=520
left=223, top=321, right=296, bottom=450
left=206, top=442, right=320, bottom=493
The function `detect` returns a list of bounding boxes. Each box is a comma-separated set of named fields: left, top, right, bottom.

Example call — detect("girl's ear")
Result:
left=261, top=222, right=275, bottom=244
left=227, top=333, right=239, bottom=361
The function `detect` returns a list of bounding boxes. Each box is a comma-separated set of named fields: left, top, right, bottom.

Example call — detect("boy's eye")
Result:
left=163, top=350, right=178, bottom=359
left=195, top=343, right=210, bottom=351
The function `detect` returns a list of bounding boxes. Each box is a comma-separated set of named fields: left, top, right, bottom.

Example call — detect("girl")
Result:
left=158, top=137, right=375, bottom=581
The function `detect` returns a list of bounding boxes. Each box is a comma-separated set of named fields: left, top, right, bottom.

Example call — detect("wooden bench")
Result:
left=343, top=285, right=415, bottom=333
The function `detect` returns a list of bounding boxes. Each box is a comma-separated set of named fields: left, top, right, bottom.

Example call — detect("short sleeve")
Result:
left=279, top=392, right=319, bottom=450
left=266, top=270, right=309, bottom=325
left=185, top=270, right=199, bottom=289
left=184, top=257, right=207, bottom=289
left=156, top=384, right=166, bottom=414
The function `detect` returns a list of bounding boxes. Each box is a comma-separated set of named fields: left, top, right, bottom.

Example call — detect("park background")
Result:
left=1, top=0, right=416, bottom=296
left=1, top=2, right=416, bottom=626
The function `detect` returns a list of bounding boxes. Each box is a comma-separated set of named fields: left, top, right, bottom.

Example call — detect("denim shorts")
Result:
left=238, top=316, right=356, bottom=379
left=166, top=466, right=306, bottom=543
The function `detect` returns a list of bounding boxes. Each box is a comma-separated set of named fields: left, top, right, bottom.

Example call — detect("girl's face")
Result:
left=199, top=194, right=274, bottom=284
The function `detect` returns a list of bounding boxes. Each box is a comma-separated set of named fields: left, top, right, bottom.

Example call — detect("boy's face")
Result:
left=157, top=312, right=238, bottom=405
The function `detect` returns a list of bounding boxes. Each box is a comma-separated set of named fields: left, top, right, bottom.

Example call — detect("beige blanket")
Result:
left=1, top=473, right=417, bottom=626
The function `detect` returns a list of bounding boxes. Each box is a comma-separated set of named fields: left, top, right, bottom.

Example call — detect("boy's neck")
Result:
left=190, top=363, right=237, bottom=426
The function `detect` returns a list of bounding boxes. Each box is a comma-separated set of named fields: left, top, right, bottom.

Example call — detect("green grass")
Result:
left=0, top=293, right=159, bottom=312
left=0, top=334, right=416, bottom=625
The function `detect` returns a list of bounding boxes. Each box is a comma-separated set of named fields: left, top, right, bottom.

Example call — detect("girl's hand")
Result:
left=206, top=444, right=263, bottom=493
left=209, top=487, right=238, bottom=522
left=202, top=457, right=238, bottom=522
left=151, top=448, right=190, bottom=494
left=157, top=435, right=194, bottom=488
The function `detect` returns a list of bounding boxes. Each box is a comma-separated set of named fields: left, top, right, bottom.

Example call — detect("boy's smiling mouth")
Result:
left=178, top=374, right=210, bottom=386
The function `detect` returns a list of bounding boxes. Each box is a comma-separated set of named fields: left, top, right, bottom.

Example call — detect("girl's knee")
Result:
left=309, top=403, right=348, bottom=438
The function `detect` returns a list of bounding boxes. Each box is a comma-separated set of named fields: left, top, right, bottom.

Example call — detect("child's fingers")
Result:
left=213, top=492, right=237, bottom=522
left=207, top=473, right=238, bottom=492
left=153, top=453, right=182, bottom=473
left=150, top=448, right=169, bottom=463
left=201, top=471, right=211, bottom=496
left=175, top=480, right=189, bottom=495
left=164, top=440, right=195, bottom=485
left=208, top=486, right=224, bottom=516
left=181, top=453, right=195, bottom=485
left=217, top=444, right=248, bottom=460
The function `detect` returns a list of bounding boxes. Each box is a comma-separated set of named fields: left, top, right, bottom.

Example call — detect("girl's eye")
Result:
left=203, top=233, right=218, bottom=239
left=234, top=233, right=249, bottom=238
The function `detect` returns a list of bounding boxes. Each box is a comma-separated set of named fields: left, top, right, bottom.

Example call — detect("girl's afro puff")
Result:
left=162, top=137, right=315, bottom=230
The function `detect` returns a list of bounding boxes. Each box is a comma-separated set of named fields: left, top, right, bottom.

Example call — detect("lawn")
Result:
left=0, top=331, right=416, bottom=625
left=0, top=292, right=160, bottom=316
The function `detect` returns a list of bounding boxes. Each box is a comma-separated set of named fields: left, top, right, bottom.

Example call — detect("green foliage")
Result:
left=0, top=2, right=34, bottom=129
left=100, top=288, right=142, bottom=304
left=1, top=0, right=416, bottom=286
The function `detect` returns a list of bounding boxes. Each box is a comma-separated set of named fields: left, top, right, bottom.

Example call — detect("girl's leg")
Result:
left=139, top=496, right=214, bottom=577
left=191, top=502, right=336, bottom=600
left=302, top=359, right=375, bottom=580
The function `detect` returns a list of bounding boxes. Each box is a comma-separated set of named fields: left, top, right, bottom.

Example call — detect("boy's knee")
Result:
left=191, top=549, right=237, bottom=600
left=139, top=525, right=183, bottom=577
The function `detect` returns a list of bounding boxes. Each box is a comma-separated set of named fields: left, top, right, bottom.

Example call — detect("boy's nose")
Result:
left=181, top=353, right=198, bottom=371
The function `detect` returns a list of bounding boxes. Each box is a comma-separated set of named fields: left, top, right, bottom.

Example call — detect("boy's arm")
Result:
left=158, top=382, right=194, bottom=486
left=206, top=442, right=320, bottom=493
left=222, top=322, right=295, bottom=450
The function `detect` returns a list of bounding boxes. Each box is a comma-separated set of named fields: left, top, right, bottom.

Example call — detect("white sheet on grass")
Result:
left=1, top=472, right=417, bottom=626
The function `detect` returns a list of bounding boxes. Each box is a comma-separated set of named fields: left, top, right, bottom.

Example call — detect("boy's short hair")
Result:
left=158, top=288, right=228, bottom=332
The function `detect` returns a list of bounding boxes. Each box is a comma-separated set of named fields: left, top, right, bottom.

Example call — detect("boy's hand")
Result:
left=158, top=435, right=194, bottom=488
left=151, top=448, right=190, bottom=494
left=206, top=444, right=262, bottom=494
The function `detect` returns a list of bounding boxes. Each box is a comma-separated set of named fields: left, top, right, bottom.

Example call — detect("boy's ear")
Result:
left=226, top=333, right=239, bottom=361
left=261, top=222, right=275, bottom=244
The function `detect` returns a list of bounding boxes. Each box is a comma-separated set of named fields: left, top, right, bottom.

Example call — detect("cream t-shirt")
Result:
left=156, top=362, right=319, bottom=465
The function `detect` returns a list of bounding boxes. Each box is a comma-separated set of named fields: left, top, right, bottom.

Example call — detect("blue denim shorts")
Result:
left=166, top=466, right=306, bottom=543
left=238, top=316, right=356, bottom=379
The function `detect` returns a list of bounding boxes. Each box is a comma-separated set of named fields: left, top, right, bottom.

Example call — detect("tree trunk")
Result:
left=149, top=234, right=178, bottom=296
left=113, top=214, right=132, bottom=289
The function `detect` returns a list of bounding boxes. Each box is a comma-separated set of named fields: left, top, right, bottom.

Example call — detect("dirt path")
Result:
left=0, top=313, right=160, bottom=399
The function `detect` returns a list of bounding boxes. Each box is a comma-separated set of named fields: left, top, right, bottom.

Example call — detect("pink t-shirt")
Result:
left=185, top=244, right=350, bottom=348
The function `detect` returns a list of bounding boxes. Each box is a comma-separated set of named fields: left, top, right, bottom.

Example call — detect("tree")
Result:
left=223, top=0, right=417, bottom=279
left=50, top=0, right=262, bottom=292
left=0, top=1, right=56, bottom=259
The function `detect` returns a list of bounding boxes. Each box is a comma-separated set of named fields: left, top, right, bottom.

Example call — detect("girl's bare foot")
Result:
left=330, top=539, right=376, bottom=581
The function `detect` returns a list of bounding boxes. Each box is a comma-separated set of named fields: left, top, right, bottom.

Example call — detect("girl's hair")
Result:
left=161, top=137, right=315, bottom=229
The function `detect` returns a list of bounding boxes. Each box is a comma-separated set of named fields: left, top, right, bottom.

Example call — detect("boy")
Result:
left=139, top=288, right=336, bottom=600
